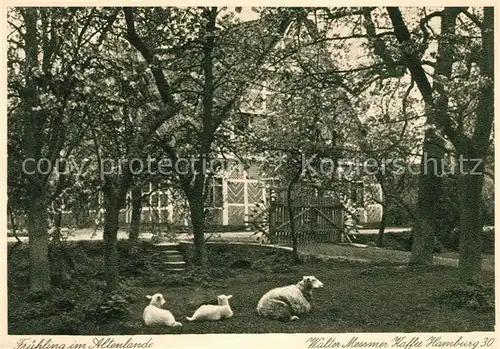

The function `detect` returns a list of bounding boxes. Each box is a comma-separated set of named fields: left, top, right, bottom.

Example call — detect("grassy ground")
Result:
left=296, top=243, right=495, bottom=271
left=8, top=241, right=495, bottom=335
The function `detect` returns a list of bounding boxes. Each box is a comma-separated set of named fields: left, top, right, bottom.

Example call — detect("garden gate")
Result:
left=267, top=189, right=345, bottom=244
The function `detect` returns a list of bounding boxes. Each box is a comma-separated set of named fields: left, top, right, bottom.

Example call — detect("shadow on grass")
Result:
left=8, top=241, right=495, bottom=334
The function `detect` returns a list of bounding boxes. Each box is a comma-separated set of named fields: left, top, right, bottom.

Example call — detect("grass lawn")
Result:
left=297, top=243, right=495, bottom=271
left=8, top=241, right=495, bottom=335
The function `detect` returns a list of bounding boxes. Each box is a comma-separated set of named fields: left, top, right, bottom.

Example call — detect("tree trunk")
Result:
left=50, top=205, right=73, bottom=287
left=52, top=208, right=62, bottom=243
left=101, top=164, right=133, bottom=291
left=457, top=6, right=494, bottom=283
left=8, top=205, right=23, bottom=259
left=21, top=8, right=51, bottom=294
left=384, top=7, right=493, bottom=274
left=102, top=177, right=124, bottom=292
left=286, top=169, right=302, bottom=263
left=103, top=196, right=120, bottom=292
left=27, top=194, right=51, bottom=293
left=129, top=185, right=142, bottom=241
left=188, top=192, right=207, bottom=267
left=410, top=129, right=445, bottom=265
left=404, top=8, right=456, bottom=266
left=376, top=203, right=388, bottom=247
left=458, top=169, right=484, bottom=283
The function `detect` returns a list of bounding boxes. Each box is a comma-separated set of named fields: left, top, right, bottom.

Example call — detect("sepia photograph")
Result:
left=5, top=4, right=495, bottom=341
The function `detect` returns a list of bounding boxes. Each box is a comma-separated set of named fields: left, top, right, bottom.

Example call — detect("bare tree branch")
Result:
left=123, top=7, right=176, bottom=108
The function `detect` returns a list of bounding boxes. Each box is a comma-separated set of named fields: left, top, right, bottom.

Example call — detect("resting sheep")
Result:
left=143, top=293, right=182, bottom=327
left=186, top=294, right=233, bottom=322
left=256, top=276, right=323, bottom=321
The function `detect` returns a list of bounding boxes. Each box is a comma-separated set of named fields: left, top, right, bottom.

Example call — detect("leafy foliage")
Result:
left=8, top=240, right=494, bottom=334
left=438, top=283, right=494, bottom=311
left=82, top=292, right=131, bottom=323
left=7, top=7, right=495, bottom=292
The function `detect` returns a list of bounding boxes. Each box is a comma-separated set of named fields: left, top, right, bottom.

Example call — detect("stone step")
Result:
left=155, top=251, right=183, bottom=258
left=163, top=261, right=186, bottom=267
left=153, top=242, right=180, bottom=251
left=165, top=254, right=184, bottom=262
left=163, top=249, right=182, bottom=254
left=164, top=268, right=185, bottom=273
left=151, top=242, right=187, bottom=273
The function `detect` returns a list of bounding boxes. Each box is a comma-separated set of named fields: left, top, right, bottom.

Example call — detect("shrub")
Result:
left=9, top=297, right=57, bottom=321
left=230, top=259, right=252, bottom=269
left=356, top=230, right=447, bottom=253
left=82, top=292, right=130, bottom=323
left=441, top=227, right=494, bottom=254
left=9, top=287, right=79, bottom=325
left=482, top=226, right=494, bottom=255
left=179, top=242, right=295, bottom=271
left=355, top=231, right=413, bottom=251
left=44, top=314, right=84, bottom=335
left=438, top=283, right=494, bottom=311
left=53, top=294, right=76, bottom=312
left=137, top=264, right=232, bottom=289
left=250, top=253, right=296, bottom=273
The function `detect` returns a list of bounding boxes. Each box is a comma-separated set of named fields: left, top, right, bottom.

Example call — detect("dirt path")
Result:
left=6, top=227, right=411, bottom=243
left=7, top=228, right=492, bottom=272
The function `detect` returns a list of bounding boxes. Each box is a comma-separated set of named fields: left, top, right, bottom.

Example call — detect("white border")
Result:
left=1, top=3, right=498, bottom=349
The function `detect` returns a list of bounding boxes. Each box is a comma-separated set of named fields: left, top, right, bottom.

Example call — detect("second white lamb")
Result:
left=143, top=293, right=182, bottom=327
left=186, top=294, right=233, bottom=321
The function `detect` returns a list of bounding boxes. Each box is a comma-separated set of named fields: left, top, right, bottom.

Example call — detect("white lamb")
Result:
left=186, top=294, right=233, bottom=322
left=256, top=276, right=323, bottom=321
left=143, top=293, right=182, bottom=327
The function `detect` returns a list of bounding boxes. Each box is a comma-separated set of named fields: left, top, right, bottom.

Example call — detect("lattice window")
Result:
left=248, top=182, right=263, bottom=204
left=229, top=167, right=244, bottom=179
left=227, top=181, right=244, bottom=204
left=246, top=165, right=261, bottom=180
left=159, top=192, right=168, bottom=208
left=228, top=206, right=245, bottom=225
left=350, top=181, right=365, bottom=206
left=207, top=177, right=223, bottom=208
left=141, top=195, right=149, bottom=208
left=151, top=192, right=159, bottom=207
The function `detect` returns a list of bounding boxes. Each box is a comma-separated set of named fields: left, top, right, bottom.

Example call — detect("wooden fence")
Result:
left=268, top=192, right=344, bottom=244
